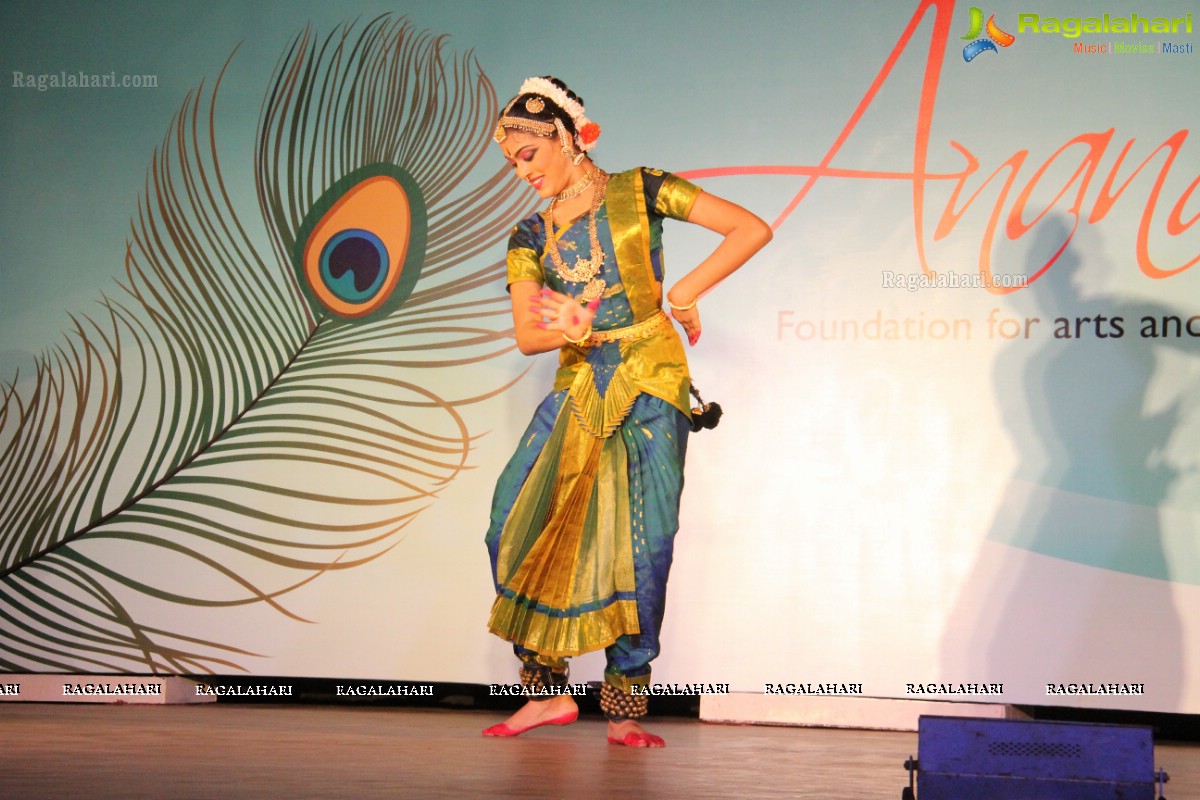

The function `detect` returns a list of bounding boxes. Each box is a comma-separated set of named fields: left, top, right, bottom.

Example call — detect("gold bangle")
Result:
left=668, top=298, right=697, bottom=312
left=562, top=325, right=593, bottom=345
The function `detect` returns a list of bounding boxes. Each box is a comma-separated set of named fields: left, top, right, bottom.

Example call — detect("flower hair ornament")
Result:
left=493, top=76, right=601, bottom=163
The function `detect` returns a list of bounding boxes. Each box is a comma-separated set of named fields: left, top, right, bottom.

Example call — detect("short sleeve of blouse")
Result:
left=506, top=216, right=545, bottom=287
left=641, top=168, right=703, bottom=222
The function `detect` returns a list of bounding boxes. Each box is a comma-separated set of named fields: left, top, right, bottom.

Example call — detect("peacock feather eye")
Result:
left=293, top=164, right=427, bottom=319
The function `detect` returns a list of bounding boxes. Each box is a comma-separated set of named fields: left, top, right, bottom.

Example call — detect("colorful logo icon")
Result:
left=962, top=7, right=1016, bottom=61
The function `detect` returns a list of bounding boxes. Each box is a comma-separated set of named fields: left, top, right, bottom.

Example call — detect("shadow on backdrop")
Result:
left=941, top=213, right=1198, bottom=712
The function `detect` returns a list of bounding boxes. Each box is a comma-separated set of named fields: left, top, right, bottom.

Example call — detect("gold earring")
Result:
left=554, top=118, right=576, bottom=161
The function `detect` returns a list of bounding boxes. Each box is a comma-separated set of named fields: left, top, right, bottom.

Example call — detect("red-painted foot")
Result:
left=482, top=710, right=578, bottom=737
left=607, top=732, right=666, bottom=747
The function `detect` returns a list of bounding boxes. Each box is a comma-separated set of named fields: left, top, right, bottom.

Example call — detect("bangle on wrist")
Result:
left=562, top=325, right=592, bottom=345
left=668, top=297, right=698, bottom=312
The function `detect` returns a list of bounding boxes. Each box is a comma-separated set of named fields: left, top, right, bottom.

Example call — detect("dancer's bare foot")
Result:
left=482, top=695, right=579, bottom=737
left=606, top=719, right=665, bottom=747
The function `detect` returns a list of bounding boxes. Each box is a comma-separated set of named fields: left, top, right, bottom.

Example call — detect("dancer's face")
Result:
left=499, top=130, right=575, bottom=199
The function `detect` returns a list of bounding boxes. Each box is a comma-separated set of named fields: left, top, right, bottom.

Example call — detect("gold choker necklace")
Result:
left=555, top=170, right=595, bottom=201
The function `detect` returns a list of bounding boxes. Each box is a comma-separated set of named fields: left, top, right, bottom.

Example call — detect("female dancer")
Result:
left=484, top=76, right=771, bottom=747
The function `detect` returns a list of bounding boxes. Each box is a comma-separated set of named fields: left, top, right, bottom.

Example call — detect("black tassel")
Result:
left=689, top=384, right=723, bottom=432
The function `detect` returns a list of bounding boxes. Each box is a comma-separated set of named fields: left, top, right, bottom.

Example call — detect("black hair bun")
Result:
left=542, top=75, right=583, bottom=108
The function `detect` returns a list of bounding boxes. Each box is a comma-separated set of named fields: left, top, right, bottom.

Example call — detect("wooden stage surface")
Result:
left=1, top=704, right=1197, bottom=799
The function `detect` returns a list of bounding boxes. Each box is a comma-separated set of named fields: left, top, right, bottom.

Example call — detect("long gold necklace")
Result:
left=543, top=169, right=609, bottom=302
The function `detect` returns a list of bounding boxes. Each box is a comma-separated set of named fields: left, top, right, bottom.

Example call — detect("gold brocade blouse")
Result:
left=506, top=168, right=702, bottom=437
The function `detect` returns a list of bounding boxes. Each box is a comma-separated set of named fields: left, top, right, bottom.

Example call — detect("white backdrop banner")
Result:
left=1, top=0, right=1197, bottom=713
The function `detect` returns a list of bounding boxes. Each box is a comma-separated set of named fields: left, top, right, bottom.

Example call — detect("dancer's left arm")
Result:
left=666, top=193, right=773, bottom=346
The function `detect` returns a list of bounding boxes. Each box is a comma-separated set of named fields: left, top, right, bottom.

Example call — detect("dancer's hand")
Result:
left=533, top=288, right=599, bottom=341
left=670, top=303, right=701, bottom=347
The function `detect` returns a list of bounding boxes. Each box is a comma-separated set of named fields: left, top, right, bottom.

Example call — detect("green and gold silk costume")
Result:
left=485, top=168, right=701, bottom=691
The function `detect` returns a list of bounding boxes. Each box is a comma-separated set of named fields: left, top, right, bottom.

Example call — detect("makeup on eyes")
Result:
left=503, top=145, right=536, bottom=164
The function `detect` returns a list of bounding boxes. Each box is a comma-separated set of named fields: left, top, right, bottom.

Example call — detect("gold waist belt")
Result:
left=587, top=310, right=670, bottom=345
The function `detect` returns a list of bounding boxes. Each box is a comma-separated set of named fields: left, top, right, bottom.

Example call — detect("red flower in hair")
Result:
left=579, top=122, right=601, bottom=146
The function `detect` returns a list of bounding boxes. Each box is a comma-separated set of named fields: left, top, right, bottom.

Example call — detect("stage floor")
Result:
left=1, top=704, right=1197, bottom=799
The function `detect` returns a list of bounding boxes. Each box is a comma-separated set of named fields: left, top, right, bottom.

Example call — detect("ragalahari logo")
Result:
left=961, top=7, right=1016, bottom=61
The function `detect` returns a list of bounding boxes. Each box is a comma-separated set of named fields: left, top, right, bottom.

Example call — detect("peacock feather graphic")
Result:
left=0, top=16, right=535, bottom=674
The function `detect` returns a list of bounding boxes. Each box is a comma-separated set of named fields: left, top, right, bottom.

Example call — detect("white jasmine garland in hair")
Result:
left=518, top=76, right=601, bottom=151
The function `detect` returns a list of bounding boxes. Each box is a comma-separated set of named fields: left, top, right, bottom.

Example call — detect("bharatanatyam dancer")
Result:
left=483, top=76, right=771, bottom=747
